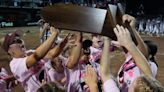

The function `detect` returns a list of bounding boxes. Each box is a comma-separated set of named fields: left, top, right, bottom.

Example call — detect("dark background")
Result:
left=125, top=0, right=164, bottom=15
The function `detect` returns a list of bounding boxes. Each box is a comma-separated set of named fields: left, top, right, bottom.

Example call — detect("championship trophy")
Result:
left=41, top=3, right=137, bottom=45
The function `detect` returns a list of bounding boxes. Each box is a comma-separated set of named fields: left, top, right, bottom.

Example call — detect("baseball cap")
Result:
left=2, top=32, right=20, bottom=52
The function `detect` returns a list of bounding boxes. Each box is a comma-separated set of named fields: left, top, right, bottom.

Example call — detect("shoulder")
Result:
left=48, top=68, right=57, bottom=74
left=10, top=57, right=27, bottom=66
left=103, top=79, right=120, bottom=92
left=149, top=61, right=158, bottom=68
left=149, top=61, right=158, bottom=77
left=9, top=57, right=28, bottom=72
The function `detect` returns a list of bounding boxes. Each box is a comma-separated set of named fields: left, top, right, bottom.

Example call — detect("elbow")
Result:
left=66, top=64, right=74, bottom=69
left=66, top=62, right=76, bottom=69
left=66, top=59, right=78, bottom=69
left=33, top=52, right=42, bottom=61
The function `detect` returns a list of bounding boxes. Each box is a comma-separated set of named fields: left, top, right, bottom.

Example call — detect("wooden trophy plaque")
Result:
left=42, top=3, right=137, bottom=44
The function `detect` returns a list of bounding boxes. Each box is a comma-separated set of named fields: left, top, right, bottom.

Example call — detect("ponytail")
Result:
left=150, top=56, right=158, bottom=67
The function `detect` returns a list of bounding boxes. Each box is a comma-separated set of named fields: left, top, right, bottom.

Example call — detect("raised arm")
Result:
left=122, top=14, right=149, bottom=58
left=100, top=37, right=112, bottom=82
left=100, top=37, right=120, bottom=92
left=114, top=25, right=152, bottom=77
left=44, top=33, right=70, bottom=60
left=39, top=23, right=50, bottom=40
left=66, top=32, right=82, bottom=69
left=84, top=65, right=99, bottom=92
left=26, top=27, right=58, bottom=68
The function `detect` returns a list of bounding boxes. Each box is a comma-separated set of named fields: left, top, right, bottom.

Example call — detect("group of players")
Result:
left=0, top=14, right=164, bottom=92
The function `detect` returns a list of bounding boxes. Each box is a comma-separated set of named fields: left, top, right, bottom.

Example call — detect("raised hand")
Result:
left=122, top=14, right=136, bottom=29
left=113, top=25, right=133, bottom=48
left=50, top=27, right=59, bottom=35
left=84, top=65, right=98, bottom=92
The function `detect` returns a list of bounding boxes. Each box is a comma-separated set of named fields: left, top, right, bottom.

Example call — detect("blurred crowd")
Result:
left=137, top=16, right=164, bottom=36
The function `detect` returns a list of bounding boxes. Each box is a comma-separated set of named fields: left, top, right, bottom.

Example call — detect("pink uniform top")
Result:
left=48, top=57, right=69, bottom=86
left=117, top=52, right=157, bottom=92
left=0, top=68, right=12, bottom=92
left=66, top=61, right=101, bottom=92
left=9, top=50, right=49, bottom=92
left=89, top=46, right=102, bottom=62
left=103, top=79, right=120, bottom=92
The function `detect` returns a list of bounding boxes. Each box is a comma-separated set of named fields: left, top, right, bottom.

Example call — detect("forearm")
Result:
left=27, top=32, right=58, bottom=68
left=34, top=32, right=58, bottom=58
left=89, top=84, right=99, bottom=92
left=66, top=42, right=81, bottom=69
left=100, top=38, right=112, bottom=82
left=126, top=42, right=152, bottom=77
left=45, top=39, right=67, bottom=59
left=132, top=28, right=148, bottom=58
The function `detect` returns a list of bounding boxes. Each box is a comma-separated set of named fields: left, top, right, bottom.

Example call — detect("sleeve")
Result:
left=1, top=68, right=8, bottom=75
left=149, top=62, right=158, bottom=78
left=60, top=56, right=68, bottom=66
left=48, top=69, right=57, bottom=82
left=10, top=57, right=33, bottom=82
left=44, top=60, right=52, bottom=70
left=103, top=79, right=120, bottom=92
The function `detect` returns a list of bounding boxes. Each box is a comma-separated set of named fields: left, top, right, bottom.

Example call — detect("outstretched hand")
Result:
left=50, top=27, right=59, bottom=35
left=84, top=65, right=98, bottom=88
left=113, top=25, right=133, bottom=48
left=122, top=14, right=136, bottom=29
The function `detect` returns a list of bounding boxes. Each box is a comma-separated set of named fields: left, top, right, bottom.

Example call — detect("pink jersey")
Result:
left=48, top=57, right=69, bottom=86
left=103, top=79, right=120, bottom=92
left=66, top=61, right=101, bottom=92
left=49, top=56, right=101, bottom=92
left=9, top=50, right=49, bottom=92
left=117, top=53, right=157, bottom=92
left=89, top=46, right=102, bottom=62
left=0, top=68, right=12, bottom=92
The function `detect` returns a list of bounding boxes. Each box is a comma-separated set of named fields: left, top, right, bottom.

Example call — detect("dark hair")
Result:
left=82, top=39, right=92, bottom=49
left=144, top=40, right=158, bottom=67
left=82, top=40, right=92, bottom=55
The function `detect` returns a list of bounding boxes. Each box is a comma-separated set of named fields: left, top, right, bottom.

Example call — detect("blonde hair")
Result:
left=134, top=75, right=164, bottom=92
left=37, top=82, right=65, bottom=92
